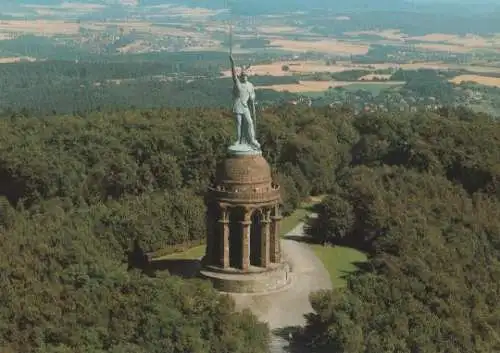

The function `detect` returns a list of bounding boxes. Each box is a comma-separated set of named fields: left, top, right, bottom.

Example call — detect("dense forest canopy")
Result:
left=0, top=99, right=499, bottom=352
left=300, top=109, right=500, bottom=352
left=0, top=104, right=356, bottom=352
left=0, top=57, right=305, bottom=114
left=3, top=59, right=497, bottom=117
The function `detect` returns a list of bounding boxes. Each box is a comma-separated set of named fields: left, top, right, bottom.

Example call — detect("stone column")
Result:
left=240, top=208, right=252, bottom=271
left=204, top=202, right=215, bottom=265
left=205, top=220, right=213, bottom=266
left=270, top=205, right=282, bottom=263
left=260, top=208, right=271, bottom=268
left=218, top=205, right=230, bottom=268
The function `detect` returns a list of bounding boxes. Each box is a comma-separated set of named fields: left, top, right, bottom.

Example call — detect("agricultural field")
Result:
left=2, top=2, right=500, bottom=60
left=450, top=74, right=500, bottom=87
left=267, top=38, right=370, bottom=55
left=1, top=1, right=500, bottom=116
left=222, top=60, right=500, bottom=78
left=257, top=80, right=404, bottom=93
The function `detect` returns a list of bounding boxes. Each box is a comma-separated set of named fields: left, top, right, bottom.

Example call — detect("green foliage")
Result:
left=307, top=194, right=355, bottom=244
left=391, top=69, right=459, bottom=104
left=0, top=204, right=269, bottom=352
left=298, top=107, right=500, bottom=353
left=3, top=101, right=499, bottom=353
left=0, top=55, right=302, bottom=114
left=0, top=104, right=351, bottom=352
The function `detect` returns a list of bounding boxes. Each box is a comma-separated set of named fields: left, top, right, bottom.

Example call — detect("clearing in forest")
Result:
left=449, top=74, right=500, bottom=87
left=268, top=38, right=370, bottom=55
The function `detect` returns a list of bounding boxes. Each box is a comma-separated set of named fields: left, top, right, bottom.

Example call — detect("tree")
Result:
left=307, top=194, right=354, bottom=245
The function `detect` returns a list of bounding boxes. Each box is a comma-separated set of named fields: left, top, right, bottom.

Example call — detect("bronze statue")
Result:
left=229, top=55, right=260, bottom=152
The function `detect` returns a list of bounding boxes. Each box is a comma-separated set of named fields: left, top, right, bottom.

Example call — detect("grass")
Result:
left=157, top=244, right=206, bottom=260
left=310, top=244, right=368, bottom=288
left=279, top=199, right=321, bottom=237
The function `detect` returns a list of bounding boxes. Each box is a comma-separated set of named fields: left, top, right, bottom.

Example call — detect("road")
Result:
left=230, top=220, right=332, bottom=353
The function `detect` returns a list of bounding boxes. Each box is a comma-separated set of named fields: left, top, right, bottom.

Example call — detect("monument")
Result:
left=199, top=54, right=290, bottom=293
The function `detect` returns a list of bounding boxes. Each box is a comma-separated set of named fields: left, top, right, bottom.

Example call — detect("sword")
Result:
left=227, top=0, right=233, bottom=56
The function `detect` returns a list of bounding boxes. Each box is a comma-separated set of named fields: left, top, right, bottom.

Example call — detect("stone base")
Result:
left=228, top=142, right=262, bottom=156
left=200, top=262, right=291, bottom=293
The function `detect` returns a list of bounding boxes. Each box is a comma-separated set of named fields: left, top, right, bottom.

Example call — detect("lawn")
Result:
left=157, top=244, right=206, bottom=260
left=310, top=244, right=368, bottom=288
left=279, top=197, right=324, bottom=237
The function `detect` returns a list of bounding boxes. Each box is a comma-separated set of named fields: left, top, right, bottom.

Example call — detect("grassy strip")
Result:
left=310, top=244, right=368, bottom=288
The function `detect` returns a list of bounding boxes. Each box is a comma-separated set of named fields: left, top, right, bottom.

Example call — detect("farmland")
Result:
left=257, top=80, right=404, bottom=93
left=450, top=74, right=500, bottom=87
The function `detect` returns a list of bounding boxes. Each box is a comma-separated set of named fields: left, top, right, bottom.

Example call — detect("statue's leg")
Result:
left=235, top=113, right=242, bottom=144
left=243, top=110, right=260, bottom=149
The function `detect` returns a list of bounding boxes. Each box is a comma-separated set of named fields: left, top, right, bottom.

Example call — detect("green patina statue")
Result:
left=228, top=55, right=261, bottom=155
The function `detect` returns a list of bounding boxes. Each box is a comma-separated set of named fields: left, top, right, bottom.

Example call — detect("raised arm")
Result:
left=229, top=55, right=238, bottom=84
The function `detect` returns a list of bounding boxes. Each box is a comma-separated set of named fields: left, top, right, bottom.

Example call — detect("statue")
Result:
left=229, top=54, right=261, bottom=153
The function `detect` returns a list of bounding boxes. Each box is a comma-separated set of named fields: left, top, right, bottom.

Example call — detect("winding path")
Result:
left=230, top=220, right=332, bottom=353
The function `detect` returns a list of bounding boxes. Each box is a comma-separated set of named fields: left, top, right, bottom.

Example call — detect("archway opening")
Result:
left=229, top=207, right=243, bottom=268
left=206, top=203, right=220, bottom=266
left=250, top=210, right=262, bottom=266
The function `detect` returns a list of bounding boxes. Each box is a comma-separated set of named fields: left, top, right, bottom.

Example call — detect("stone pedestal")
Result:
left=201, top=151, right=288, bottom=293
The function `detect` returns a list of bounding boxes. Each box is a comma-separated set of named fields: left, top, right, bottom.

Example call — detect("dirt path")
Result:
left=230, top=218, right=332, bottom=352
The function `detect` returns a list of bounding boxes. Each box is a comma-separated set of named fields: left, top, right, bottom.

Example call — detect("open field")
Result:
left=258, top=81, right=340, bottom=92
left=0, top=19, right=215, bottom=41
left=416, top=43, right=500, bottom=54
left=359, top=74, right=392, bottom=80
left=268, top=38, right=370, bottom=55
left=450, top=74, right=500, bottom=87
left=0, top=20, right=81, bottom=36
left=345, top=29, right=500, bottom=47
left=222, top=60, right=355, bottom=77
left=258, top=80, right=405, bottom=93
left=222, top=60, right=500, bottom=78
left=345, top=29, right=407, bottom=41
left=257, top=26, right=302, bottom=34
left=311, top=244, right=368, bottom=287
left=0, top=56, right=37, bottom=63
left=117, top=40, right=148, bottom=54
left=147, top=5, right=225, bottom=18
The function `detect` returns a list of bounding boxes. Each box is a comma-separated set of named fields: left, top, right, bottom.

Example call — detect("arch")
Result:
left=205, top=201, right=220, bottom=266
left=250, top=208, right=263, bottom=266
left=229, top=206, right=244, bottom=268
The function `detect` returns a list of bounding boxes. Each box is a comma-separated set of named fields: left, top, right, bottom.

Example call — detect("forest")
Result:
left=0, top=102, right=499, bottom=352
left=298, top=107, right=500, bottom=352
left=0, top=58, right=302, bottom=115
left=0, top=58, right=486, bottom=116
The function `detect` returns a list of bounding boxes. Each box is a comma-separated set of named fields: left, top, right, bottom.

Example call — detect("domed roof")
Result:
left=210, top=154, right=280, bottom=205
left=215, top=154, right=272, bottom=186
